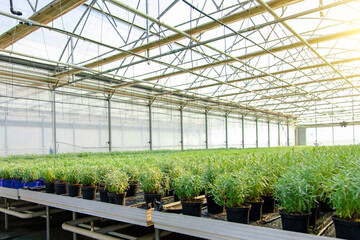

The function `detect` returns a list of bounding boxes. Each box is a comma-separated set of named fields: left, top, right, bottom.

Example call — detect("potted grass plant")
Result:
left=123, top=163, right=139, bottom=197
left=329, top=164, right=360, bottom=240
left=274, top=166, right=317, bottom=233
left=105, top=171, right=129, bottom=205
left=245, top=168, right=266, bottom=222
left=203, top=161, right=224, bottom=214
left=259, top=153, right=282, bottom=214
left=54, top=168, right=67, bottom=195
left=138, top=166, right=164, bottom=208
left=79, top=166, right=97, bottom=200
left=40, top=167, right=56, bottom=193
left=64, top=166, right=81, bottom=197
left=174, top=171, right=204, bottom=217
left=95, top=165, right=111, bottom=202
left=211, top=172, right=251, bottom=224
left=161, top=161, right=184, bottom=200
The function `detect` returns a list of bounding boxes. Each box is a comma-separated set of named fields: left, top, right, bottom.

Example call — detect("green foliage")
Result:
left=53, top=167, right=66, bottom=182
left=0, top=166, right=13, bottom=180
left=78, top=166, right=97, bottom=187
left=0, top=145, right=359, bottom=215
left=211, top=172, right=249, bottom=208
left=105, top=171, right=129, bottom=194
left=64, top=166, right=81, bottom=185
left=122, top=163, right=139, bottom=183
left=329, top=162, right=360, bottom=220
left=21, top=166, right=40, bottom=183
left=95, top=165, right=111, bottom=185
left=203, top=159, right=222, bottom=192
left=40, top=168, right=56, bottom=183
left=174, top=171, right=204, bottom=201
left=274, top=166, right=317, bottom=213
left=245, top=165, right=267, bottom=201
left=160, top=160, right=184, bottom=194
left=138, top=166, right=163, bottom=194
left=12, top=166, right=24, bottom=180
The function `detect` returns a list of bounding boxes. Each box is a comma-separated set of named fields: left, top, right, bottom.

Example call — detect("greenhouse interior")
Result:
left=0, top=0, right=359, bottom=240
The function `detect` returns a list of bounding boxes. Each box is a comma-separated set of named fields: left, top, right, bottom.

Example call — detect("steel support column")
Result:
left=41, top=118, right=45, bottom=154
left=242, top=116, right=245, bottom=149
left=205, top=110, right=209, bottom=149
left=180, top=107, right=184, bottom=151
left=287, top=122, right=290, bottom=146
left=225, top=113, right=228, bottom=149
left=278, top=121, right=281, bottom=147
left=256, top=118, right=259, bottom=148
left=51, top=90, right=57, bottom=154
left=149, top=103, right=153, bottom=150
left=4, top=115, right=8, bottom=156
left=268, top=120, right=271, bottom=147
left=107, top=97, right=112, bottom=152
left=72, top=122, right=76, bottom=152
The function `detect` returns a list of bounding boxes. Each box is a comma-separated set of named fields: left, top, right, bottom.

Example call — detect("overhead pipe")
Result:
left=9, top=0, right=22, bottom=16
left=62, top=223, right=121, bottom=240
left=0, top=205, right=62, bottom=219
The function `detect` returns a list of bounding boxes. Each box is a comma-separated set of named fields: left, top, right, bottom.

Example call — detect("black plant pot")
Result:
left=246, top=200, right=264, bottom=222
left=99, top=189, right=109, bottom=202
left=261, top=195, right=275, bottom=214
left=67, top=184, right=81, bottom=197
left=319, top=198, right=333, bottom=212
left=144, top=193, right=162, bottom=208
left=181, top=200, right=203, bottom=217
left=174, top=193, right=180, bottom=202
left=55, top=182, right=67, bottom=195
left=45, top=182, right=55, bottom=193
left=226, top=204, right=251, bottom=224
left=82, top=186, right=96, bottom=200
left=127, top=183, right=138, bottom=197
left=309, top=205, right=319, bottom=228
left=108, top=192, right=116, bottom=204
left=206, top=194, right=224, bottom=214
left=107, top=192, right=126, bottom=205
left=332, top=215, right=360, bottom=240
left=165, top=188, right=175, bottom=197
left=279, top=210, right=311, bottom=233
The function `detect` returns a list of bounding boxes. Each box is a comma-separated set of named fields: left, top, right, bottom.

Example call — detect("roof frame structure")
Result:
left=0, top=0, right=359, bottom=125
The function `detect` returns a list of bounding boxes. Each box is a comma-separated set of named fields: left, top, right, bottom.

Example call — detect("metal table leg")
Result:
left=4, top=198, right=8, bottom=230
left=155, top=228, right=161, bottom=240
left=73, top=212, right=77, bottom=240
left=46, top=206, right=50, bottom=240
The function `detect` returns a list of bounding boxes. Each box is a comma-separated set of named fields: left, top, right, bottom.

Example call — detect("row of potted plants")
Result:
left=0, top=146, right=358, bottom=239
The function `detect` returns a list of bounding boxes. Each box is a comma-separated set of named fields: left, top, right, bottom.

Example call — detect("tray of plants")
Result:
left=17, top=165, right=154, bottom=226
